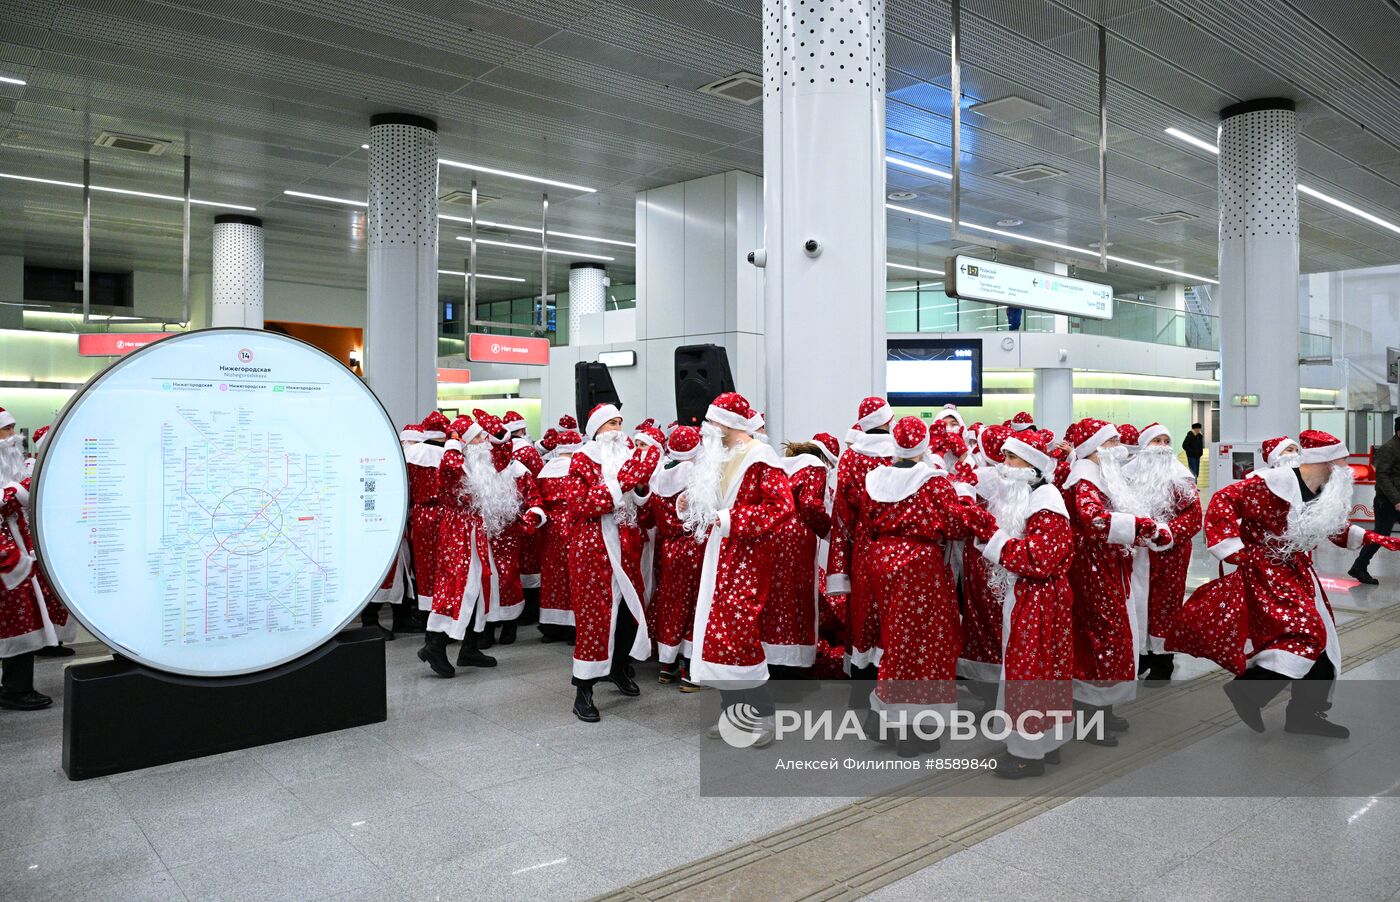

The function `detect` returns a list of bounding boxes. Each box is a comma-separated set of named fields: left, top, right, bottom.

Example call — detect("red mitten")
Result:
left=1369, top=533, right=1400, bottom=552
left=0, top=486, right=18, bottom=517
left=1133, top=516, right=1159, bottom=546
left=964, top=506, right=999, bottom=543
left=1152, top=523, right=1174, bottom=548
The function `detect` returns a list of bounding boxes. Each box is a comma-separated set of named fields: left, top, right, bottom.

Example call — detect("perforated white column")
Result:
left=568, top=262, right=606, bottom=342
left=1217, top=100, right=1299, bottom=443
left=211, top=215, right=264, bottom=328
left=365, top=113, right=439, bottom=427
left=762, top=0, right=886, bottom=443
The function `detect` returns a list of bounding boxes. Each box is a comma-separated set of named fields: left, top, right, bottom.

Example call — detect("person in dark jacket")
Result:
left=1182, top=423, right=1205, bottom=479
left=1350, top=418, right=1400, bottom=585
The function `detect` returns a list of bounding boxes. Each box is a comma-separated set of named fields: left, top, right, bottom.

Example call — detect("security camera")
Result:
left=747, top=248, right=767, bottom=268
left=803, top=239, right=821, bottom=257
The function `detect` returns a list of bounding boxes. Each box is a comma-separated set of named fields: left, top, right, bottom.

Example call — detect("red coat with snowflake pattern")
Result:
left=646, top=461, right=705, bottom=664
left=825, top=434, right=894, bottom=669
left=957, top=467, right=1002, bottom=682
left=536, top=460, right=582, bottom=627
left=486, top=463, right=544, bottom=623
left=426, top=445, right=494, bottom=638
left=1143, top=483, right=1202, bottom=650
left=1, top=482, right=76, bottom=656
left=405, top=444, right=444, bottom=610
left=762, top=458, right=830, bottom=668
left=512, top=439, right=546, bottom=587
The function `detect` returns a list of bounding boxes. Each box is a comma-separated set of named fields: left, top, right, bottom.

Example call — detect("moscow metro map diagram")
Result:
left=32, top=329, right=409, bottom=677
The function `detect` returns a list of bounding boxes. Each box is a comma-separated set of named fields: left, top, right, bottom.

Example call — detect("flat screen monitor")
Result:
left=886, top=338, right=983, bottom=408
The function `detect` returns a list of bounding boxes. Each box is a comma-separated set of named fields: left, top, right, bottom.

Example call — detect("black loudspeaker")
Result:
left=575, top=361, right=621, bottom=430
left=674, top=344, right=735, bottom=427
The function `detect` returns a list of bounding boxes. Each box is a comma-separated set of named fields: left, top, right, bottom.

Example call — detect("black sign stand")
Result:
left=62, top=628, right=387, bottom=780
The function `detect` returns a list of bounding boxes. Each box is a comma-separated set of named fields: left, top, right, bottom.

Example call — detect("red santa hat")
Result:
left=1065, top=417, right=1119, bottom=459
left=1008, top=411, right=1035, bottom=433
left=938, top=404, right=965, bottom=429
left=855, top=396, right=894, bottom=432
left=811, top=432, right=841, bottom=466
left=558, top=414, right=578, bottom=430
left=585, top=403, right=623, bottom=438
left=553, top=429, right=585, bottom=454
left=637, top=417, right=656, bottom=431
left=540, top=428, right=560, bottom=452
left=1298, top=429, right=1348, bottom=464
left=668, top=425, right=701, bottom=461
left=891, top=416, right=929, bottom=460
left=1138, top=422, right=1171, bottom=448
left=1117, top=423, right=1140, bottom=449
left=400, top=422, right=425, bottom=443
left=446, top=414, right=482, bottom=447
left=634, top=425, right=668, bottom=451
left=421, top=410, right=450, bottom=440
left=706, top=391, right=756, bottom=431
left=32, top=424, right=51, bottom=449
left=0, top=407, right=13, bottom=431
left=1003, top=429, right=1055, bottom=477
left=979, top=424, right=1013, bottom=464
left=472, top=409, right=508, bottom=444
left=746, top=409, right=765, bottom=435
left=1262, top=436, right=1300, bottom=467
left=503, top=410, right=528, bottom=434
left=963, top=422, right=983, bottom=447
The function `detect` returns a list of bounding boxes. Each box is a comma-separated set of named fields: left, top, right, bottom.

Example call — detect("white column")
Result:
left=365, top=113, right=439, bottom=427
left=568, top=262, right=606, bottom=343
left=762, top=0, right=886, bottom=443
left=1218, top=99, right=1299, bottom=443
left=1034, top=368, right=1074, bottom=438
left=211, top=215, right=264, bottom=328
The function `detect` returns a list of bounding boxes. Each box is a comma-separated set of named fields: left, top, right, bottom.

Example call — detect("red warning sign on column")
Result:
left=468, top=333, right=550, bottom=366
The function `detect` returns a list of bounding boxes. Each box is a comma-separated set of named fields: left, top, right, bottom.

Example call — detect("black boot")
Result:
left=1103, top=706, right=1130, bottom=733
left=520, top=586, right=541, bottom=626
left=1348, top=560, right=1379, bottom=585
left=1223, top=672, right=1287, bottom=732
left=609, top=666, right=640, bottom=697
left=1285, top=673, right=1348, bottom=738
left=1143, top=652, right=1175, bottom=688
left=456, top=630, right=497, bottom=668
left=478, top=623, right=496, bottom=649
left=896, top=735, right=940, bottom=758
left=360, top=602, right=394, bottom=640
left=498, top=621, right=517, bottom=645
left=391, top=604, right=426, bottom=635
left=417, top=632, right=455, bottom=678
left=573, top=685, right=601, bottom=722
left=34, top=644, right=75, bottom=658
left=658, top=661, right=680, bottom=684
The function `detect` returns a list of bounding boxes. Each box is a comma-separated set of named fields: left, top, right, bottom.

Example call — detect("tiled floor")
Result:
left=1, top=537, right=1396, bottom=901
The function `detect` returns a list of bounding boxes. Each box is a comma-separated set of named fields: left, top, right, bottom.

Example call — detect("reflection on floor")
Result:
left=0, top=537, right=1395, bottom=901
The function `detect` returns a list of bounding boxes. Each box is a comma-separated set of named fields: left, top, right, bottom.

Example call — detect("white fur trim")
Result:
left=606, top=481, right=623, bottom=508
left=1138, top=424, right=1170, bottom=448
left=781, top=453, right=825, bottom=476
left=1002, top=437, right=1053, bottom=476
left=953, top=481, right=975, bottom=499
left=10, top=482, right=30, bottom=507
left=400, top=428, right=424, bottom=443
left=506, top=418, right=528, bottom=433
left=813, top=441, right=840, bottom=466
left=762, top=642, right=817, bottom=667
left=538, top=608, right=575, bottom=626
left=421, top=430, right=447, bottom=440
left=1, top=545, right=33, bottom=590
left=1266, top=439, right=1300, bottom=467
left=443, top=439, right=463, bottom=452
left=1300, top=441, right=1348, bottom=464
left=982, top=529, right=1011, bottom=564
left=404, top=442, right=446, bottom=468
left=705, top=403, right=752, bottom=431
left=857, top=402, right=894, bottom=432
left=1075, top=423, right=1119, bottom=459
left=1255, top=465, right=1303, bottom=509
left=826, top=573, right=851, bottom=594
left=537, top=456, right=572, bottom=479
left=668, top=446, right=698, bottom=462
left=526, top=506, right=546, bottom=527
left=847, top=645, right=883, bottom=670
left=1346, top=524, right=1367, bottom=550
left=0, top=410, right=13, bottom=430
left=892, top=436, right=929, bottom=460
left=865, top=462, right=939, bottom=503
left=520, top=573, right=540, bottom=589
left=650, top=460, right=692, bottom=498
left=1029, top=484, right=1068, bottom=519
left=1072, top=678, right=1137, bottom=706
left=1107, top=511, right=1136, bottom=546
left=1062, top=457, right=1100, bottom=489
left=847, top=431, right=896, bottom=458
left=957, top=658, right=1002, bottom=682
left=938, top=406, right=964, bottom=429
left=1209, top=536, right=1245, bottom=562
left=634, top=431, right=664, bottom=449
left=716, top=508, right=731, bottom=538
left=586, top=403, right=623, bottom=438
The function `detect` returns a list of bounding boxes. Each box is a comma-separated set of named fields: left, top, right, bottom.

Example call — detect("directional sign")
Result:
left=945, top=256, right=1114, bottom=319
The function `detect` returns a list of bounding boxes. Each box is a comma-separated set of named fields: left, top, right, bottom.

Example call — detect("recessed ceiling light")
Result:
left=885, top=155, right=953, bottom=180
left=439, top=215, right=635, bottom=248
left=996, top=218, right=1024, bottom=227
left=1163, top=127, right=1220, bottom=155
left=1298, top=184, right=1400, bottom=236
left=0, top=76, right=25, bottom=86
left=438, top=158, right=595, bottom=193
left=0, top=172, right=255, bottom=211
left=437, top=269, right=526, bottom=283
left=455, top=235, right=614, bottom=262
left=283, top=189, right=365, bottom=207
left=886, top=262, right=945, bottom=276
left=994, top=164, right=1067, bottom=184
left=887, top=191, right=918, bottom=201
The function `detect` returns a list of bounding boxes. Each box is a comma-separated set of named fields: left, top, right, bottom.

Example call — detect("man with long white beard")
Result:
left=646, top=425, right=704, bottom=686
left=567, top=404, right=660, bottom=722
left=1169, top=430, right=1400, bottom=737
left=1261, top=436, right=1301, bottom=470
left=1117, top=423, right=1203, bottom=686
left=962, top=429, right=1075, bottom=777
left=418, top=414, right=541, bottom=677
left=0, top=409, right=77, bottom=709
left=1062, top=418, right=1172, bottom=742
left=678, top=392, right=793, bottom=746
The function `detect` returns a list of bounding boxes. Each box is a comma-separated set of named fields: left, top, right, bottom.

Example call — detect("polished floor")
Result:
left=1, top=537, right=1397, bottom=901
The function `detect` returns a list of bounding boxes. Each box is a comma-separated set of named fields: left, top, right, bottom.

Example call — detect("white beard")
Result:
left=0, top=435, right=24, bottom=484
left=595, top=431, right=639, bottom=527
left=462, top=444, right=521, bottom=537
left=984, top=466, right=1036, bottom=601
left=1273, top=451, right=1301, bottom=469
left=1269, top=464, right=1355, bottom=558
left=1096, top=444, right=1144, bottom=517
left=1125, top=446, right=1193, bottom=523
left=682, top=423, right=736, bottom=537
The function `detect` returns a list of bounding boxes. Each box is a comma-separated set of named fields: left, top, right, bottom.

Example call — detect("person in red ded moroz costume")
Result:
left=478, top=411, right=545, bottom=647
left=762, top=434, right=834, bottom=676
left=566, top=404, right=661, bottom=723
left=1168, top=430, right=1400, bottom=738
left=957, top=423, right=1015, bottom=708
left=503, top=410, right=547, bottom=632
left=410, top=410, right=451, bottom=615
left=645, top=425, right=706, bottom=686
left=534, top=429, right=585, bottom=642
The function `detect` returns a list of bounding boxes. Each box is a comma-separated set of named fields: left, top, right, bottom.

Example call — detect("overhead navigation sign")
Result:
left=945, top=255, right=1114, bottom=320
left=32, top=328, right=409, bottom=677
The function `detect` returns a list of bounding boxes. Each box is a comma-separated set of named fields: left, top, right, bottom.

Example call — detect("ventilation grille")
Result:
left=94, top=131, right=168, bottom=155
left=994, top=164, right=1067, bottom=184
left=699, top=72, right=764, bottom=105
left=1140, top=210, right=1199, bottom=225
left=968, top=95, right=1049, bottom=123
left=440, top=190, right=498, bottom=207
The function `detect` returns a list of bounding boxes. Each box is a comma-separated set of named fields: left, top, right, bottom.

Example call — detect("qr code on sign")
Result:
left=364, top=498, right=376, bottom=512
left=364, top=478, right=377, bottom=492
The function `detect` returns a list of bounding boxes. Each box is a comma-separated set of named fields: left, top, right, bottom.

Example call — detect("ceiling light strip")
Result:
left=454, top=235, right=613, bottom=262
left=885, top=155, right=953, bottom=180
left=0, top=172, right=255, bottom=211
left=437, top=269, right=526, bottom=283
left=437, top=158, right=596, bottom=193
left=886, top=262, right=945, bottom=275
left=0, top=76, right=26, bottom=86
left=437, top=215, right=635, bottom=247
left=283, top=189, right=365, bottom=207
left=1163, top=127, right=1220, bottom=155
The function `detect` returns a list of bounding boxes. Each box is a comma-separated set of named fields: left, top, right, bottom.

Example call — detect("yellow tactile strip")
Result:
left=594, top=607, right=1400, bottom=902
